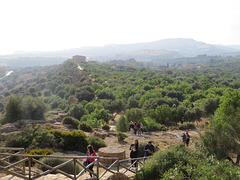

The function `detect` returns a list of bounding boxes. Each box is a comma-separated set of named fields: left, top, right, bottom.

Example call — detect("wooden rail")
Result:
left=0, top=147, right=147, bottom=179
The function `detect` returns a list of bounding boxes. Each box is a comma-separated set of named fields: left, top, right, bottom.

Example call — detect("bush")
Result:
left=36, top=153, right=81, bottom=175
left=2, top=96, right=47, bottom=124
left=79, top=123, right=93, bottom=132
left=102, top=124, right=110, bottom=131
left=68, top=104, right=87, bottom=120
left=116, top=132, right=128, bottom=141
left=136, top=144, right=240, bottom=180
left=145, top=118, right=168, bottom=132
left=116, top=115, right=128, bottom=132
left=52, top=130, right=88, bottom=152
left=62, top=116, right=79, bottom=129
left=27, top=148, right=54, bottom=156
left=87, top=135, right=106, bottom=151
left=179, top=122, right=196, bottom=130
left=5, top=125, right=56, bottom=150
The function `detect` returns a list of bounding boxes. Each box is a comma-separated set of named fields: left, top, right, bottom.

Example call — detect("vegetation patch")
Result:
left=36, top=153, right=81, bottom=175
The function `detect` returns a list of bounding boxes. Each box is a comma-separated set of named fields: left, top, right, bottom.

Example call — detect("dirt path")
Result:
left=104, top=129, right=201, bottom=158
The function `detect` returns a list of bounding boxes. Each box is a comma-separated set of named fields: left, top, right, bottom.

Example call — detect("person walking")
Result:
left=130, top=121, right=134, bottom=135
left=186, top=131, right=190, bottom=146
left=144, top=141, right=154, bottom=162
left=129, top=140, right=139, bottom=169
left=134, top=122, right=137, bottom=135
left=137, top=122, right=141, bottom=136
left=83, top=145, right=97, bottom=177
left=181, top=132, right=187, bottom=145
left=140, top=122, right=144, bottom=134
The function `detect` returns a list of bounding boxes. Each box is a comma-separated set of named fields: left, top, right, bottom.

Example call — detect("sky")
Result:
left=0, top=0, right=240, bottom=55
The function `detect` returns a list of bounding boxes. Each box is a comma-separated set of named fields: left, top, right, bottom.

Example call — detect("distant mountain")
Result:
left=1, top=38, right=240, bottom=66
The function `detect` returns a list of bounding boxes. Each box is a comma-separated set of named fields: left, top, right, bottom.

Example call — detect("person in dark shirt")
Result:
left=181, top=132, right=187, bottom=145
left=186, top=131, right=190, bottom=146
left=129, top=140, right=139, bottom=167
left=144, top=141, right=154, bottom=162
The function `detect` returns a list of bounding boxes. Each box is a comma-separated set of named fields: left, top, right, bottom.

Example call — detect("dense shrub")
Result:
left=1, top=96, right=47, bottom=124
left=52, top=130, right=88, bottom=152
left=136, top=144, right=240, bottom=180
left=68, top=104, right=87, bottom=120
left=62, top=116, right=79, bottom=129
left=116, top=115, right=128, bottom=132
left=5, top=125, right=55, bottom=150
left=144, top=118, right=168, bottom=132
left=116, top=132, right=128, bottom=141
left=79, top=123, right=93, bottom=132
left=27, top=148, right=54, bottom=165
left=87, top=135, right=106, bottom=151
left=36, top=153, right=81, bottom=174
left=27, top=148, right=54, bottom=155
left=1, top=96, right=22, bottom=124
left=102, top=124, right=110, bottom=131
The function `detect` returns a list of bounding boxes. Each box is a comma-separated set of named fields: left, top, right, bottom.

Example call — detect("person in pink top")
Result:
left=84, top=145, right=97, bottom=177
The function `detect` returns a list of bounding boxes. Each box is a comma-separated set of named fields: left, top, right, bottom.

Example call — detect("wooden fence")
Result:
left=0, top=147, right=146, bottom=179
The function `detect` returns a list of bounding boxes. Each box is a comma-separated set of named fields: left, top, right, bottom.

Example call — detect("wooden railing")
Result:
left=0, top=148, right=146, bottom=179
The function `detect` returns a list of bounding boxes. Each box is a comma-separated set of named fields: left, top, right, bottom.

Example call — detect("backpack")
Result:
left=137, top=123, right=140, bottom=128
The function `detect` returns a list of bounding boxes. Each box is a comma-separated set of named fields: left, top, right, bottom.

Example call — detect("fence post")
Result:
left=117, top=159, right=119, bottom=172
left=96, top=157, right=99, bottom=180
left=73, top=159, right=76, bottom=180
left=28, top=157, right=32, bottom=180
left=22, top=149, right=25, bottom=175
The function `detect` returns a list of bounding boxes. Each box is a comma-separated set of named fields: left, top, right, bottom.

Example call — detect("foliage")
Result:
left=102, top=99, right=125, bottom=115
left=125, top=108, right=143, bottom=123
left=5, top=125, right=55, bottom=150
left=36, top=153, right=81, bottom=175
left=147, top=104, right=172, bottom=124
left=21, top=96, right=47, bottom=120
left=1, top=95, right=47, bottom=124
left=202, top=89, right=240, bottom=161
left=78, top=123, right=93, bottom=132
left=87, top=135, right=106, bottom=151
left=52, top=130, right=88, bottom=152
left=116, top=115, right=129, bottom=132
left=80, top=116, right=105, bottom=128
left=62, top=116, right=79, bottom=129
left=75, top=89, right=94, bottom=102
left=204, top=97, right=220, bottom=115
left=116, top=132, right=128, bottom=141
left=178, top=122, right=196, bottom=130
left=97, top=90, right=115, bottom=100
left=27, top=148, right=54, bottom=156
left=136, top=144, right=240, bottom=180
left=1, top=96, right=22, bottom=124
left=139, top=90, right=162, bottom=107
left=80, top=108, right=111, bottom=128
left=144, top=118, right=168, bottom=132
left=102, top=124, right=110, bottom=131
left=68, top=104, right=87, bottom=120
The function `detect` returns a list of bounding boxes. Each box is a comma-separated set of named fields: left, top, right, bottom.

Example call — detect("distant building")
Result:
left=72, top=55, right=86, bottom=63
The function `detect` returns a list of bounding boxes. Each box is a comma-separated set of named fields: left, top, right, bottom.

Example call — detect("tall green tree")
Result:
left=21, top=96, right=47, bottom=120
left=2, top=96, right=22, bottom=124
left=203, top=90, right=240, bottom=162
left=126, top=108, right=143, bottom=123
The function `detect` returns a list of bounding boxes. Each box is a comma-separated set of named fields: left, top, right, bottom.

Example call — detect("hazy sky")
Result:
left=0, top=0, right=240, bottom=55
